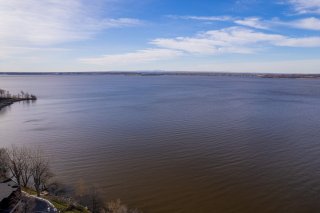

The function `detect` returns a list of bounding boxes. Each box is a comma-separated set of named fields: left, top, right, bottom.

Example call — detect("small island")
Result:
left=0, top=89, right=37, bottom=110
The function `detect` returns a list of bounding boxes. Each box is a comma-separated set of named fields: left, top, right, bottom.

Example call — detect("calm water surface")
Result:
left=1, top=75, right=320, bottom=213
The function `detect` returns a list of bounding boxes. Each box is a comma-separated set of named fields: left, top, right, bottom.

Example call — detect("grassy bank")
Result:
left=22, top=187, right=90, bottom=213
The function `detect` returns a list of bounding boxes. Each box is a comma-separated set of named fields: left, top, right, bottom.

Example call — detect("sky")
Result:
left=1, top=0, right=320, bottom=73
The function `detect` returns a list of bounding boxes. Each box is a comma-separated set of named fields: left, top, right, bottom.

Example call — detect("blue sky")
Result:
left=1, top=0, right=320, bottom=73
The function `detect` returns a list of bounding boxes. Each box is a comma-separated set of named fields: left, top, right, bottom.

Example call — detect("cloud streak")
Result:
left=81, top=26, right=320, bottom=66
left=167, top=15, right=233, bottom=22
left=169, top=15, right=320, bottom=31
left=286, top=0, right=320, bottom=14
left=152, top=27, right=320, bottom=54
left=284, top=17, right=320, bottom=30
left=79, top=49, right=182, bottom=65
left=234, top=17, right=269, bottom=29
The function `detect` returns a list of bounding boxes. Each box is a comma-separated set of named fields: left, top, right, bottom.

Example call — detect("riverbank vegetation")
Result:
left=0, top=89, right=37, bottom=110
left=0, top=89, right=37, bottom=100
left=0, top=146, right=143, bottom=213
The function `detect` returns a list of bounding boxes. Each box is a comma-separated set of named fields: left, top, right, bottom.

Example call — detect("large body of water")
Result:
left=1, top=75, right=320, bottom=213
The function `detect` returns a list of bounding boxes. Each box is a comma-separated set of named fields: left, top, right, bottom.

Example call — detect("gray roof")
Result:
left=0, top=179, right=19, bottom=202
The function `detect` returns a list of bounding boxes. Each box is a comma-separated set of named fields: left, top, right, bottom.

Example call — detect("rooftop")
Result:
left=0, top=179, right=19, bottom=203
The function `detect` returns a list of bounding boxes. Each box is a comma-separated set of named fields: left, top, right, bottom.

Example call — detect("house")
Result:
left=0, top=179, right=21, bottom=212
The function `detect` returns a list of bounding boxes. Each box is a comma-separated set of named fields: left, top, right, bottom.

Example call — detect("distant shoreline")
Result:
left=0, top=72, right=319, bottom=79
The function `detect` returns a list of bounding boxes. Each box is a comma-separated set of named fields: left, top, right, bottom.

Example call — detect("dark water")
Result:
left=1, top=75, right=320, bottom=213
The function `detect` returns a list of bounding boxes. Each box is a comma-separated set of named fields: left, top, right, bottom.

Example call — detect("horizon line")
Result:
left=0, top=71, right=320, bottom=76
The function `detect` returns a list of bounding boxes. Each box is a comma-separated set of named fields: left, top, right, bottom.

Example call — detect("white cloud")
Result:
left=151, top=27, right=284, bottom=54
left=0, top=0, right=141, bottom=58
left=151, top=37, right=225, bottom=54
left=79, top=49, right=183, bottom=65
left=286, top=0, right=320, bottom=14
left=168, top=15, right=268, bottom=29
left=234, top=17, right=269, bottom=29
left=168, top=14, right=320, bottom=31
left=234, top=17, right=320, bottom=31
left=81, top=26, right=320, bottom=66
left=0, top=46, right=70, bottom=60
left=167, top=15, right=233, bottom=22
left=196, top=59, right=320, bottom=73
left=77, top=58, right=320, bottom=73
left=285, top=17, right=320, bottom=30
left=236, top=17, right=320, bottom=31
left=275, top=36, right=320, bottom=47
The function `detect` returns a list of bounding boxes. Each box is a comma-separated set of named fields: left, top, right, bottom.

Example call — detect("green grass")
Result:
left=50, top=199, right=68, bottom=211
left=22, top=187, right=89, bottom=213
left=22, top=187, right=37, bottom=196
left=48, top=197, right=90, bottom=213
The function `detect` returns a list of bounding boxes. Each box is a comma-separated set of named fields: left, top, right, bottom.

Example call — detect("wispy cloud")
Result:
left=197, top=59, right=320, bottom=73
left=167, top=15, right=270, bottom=29
left=0, top=0, right=142, bottom=58
left=79, top=49, right=182, bottom=65
left=286, top=0, right=320, bottom=14
left=167, top=15, right=233, bottom=22
left=150, top=27, right=269, bottom=54
left=234, top=17, right=269, bottom=29
left=81, top=26, right=320, bottom=66
left=172, top=15, right=320, bottom=31
left=0, top=46, right=70, bottom=60
left=236, top=17, right=320, bottom=31
left=169, top=15, right=269, bottom=29
left=284, top=17, right=320, bottom=30
left=151, top=27, right=320, bottom=55
left=275, top=36, right=320, bottom=47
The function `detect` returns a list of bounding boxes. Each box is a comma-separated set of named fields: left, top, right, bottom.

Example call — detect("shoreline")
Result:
left=0, top=99, right=16, bottom=110
left=0, top=98, right=36, bottom=110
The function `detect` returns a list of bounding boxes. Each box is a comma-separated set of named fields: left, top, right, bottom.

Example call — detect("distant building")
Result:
left=0, top=179, right=21, bottom=212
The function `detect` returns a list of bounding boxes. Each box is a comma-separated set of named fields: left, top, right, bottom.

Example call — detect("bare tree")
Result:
left=106, top=200, right=142, bottom=213
left=21, top=148, right=32, bottom=187
left=0, top=89, right=5, bottom=98
left=0, top=148, right=9, bottom=178
left=4, top=145, right=53, bottom=194
left=106, top=199, right=128, bottom=213
left=30, top=148, right=53, bottom=196
left=6, top=145, right=26, bottom=186
left=6, top=91, right=11, bottom=98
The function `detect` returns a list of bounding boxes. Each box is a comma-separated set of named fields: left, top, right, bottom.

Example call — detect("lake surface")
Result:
left=1, top=75, right=320, bottom=213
